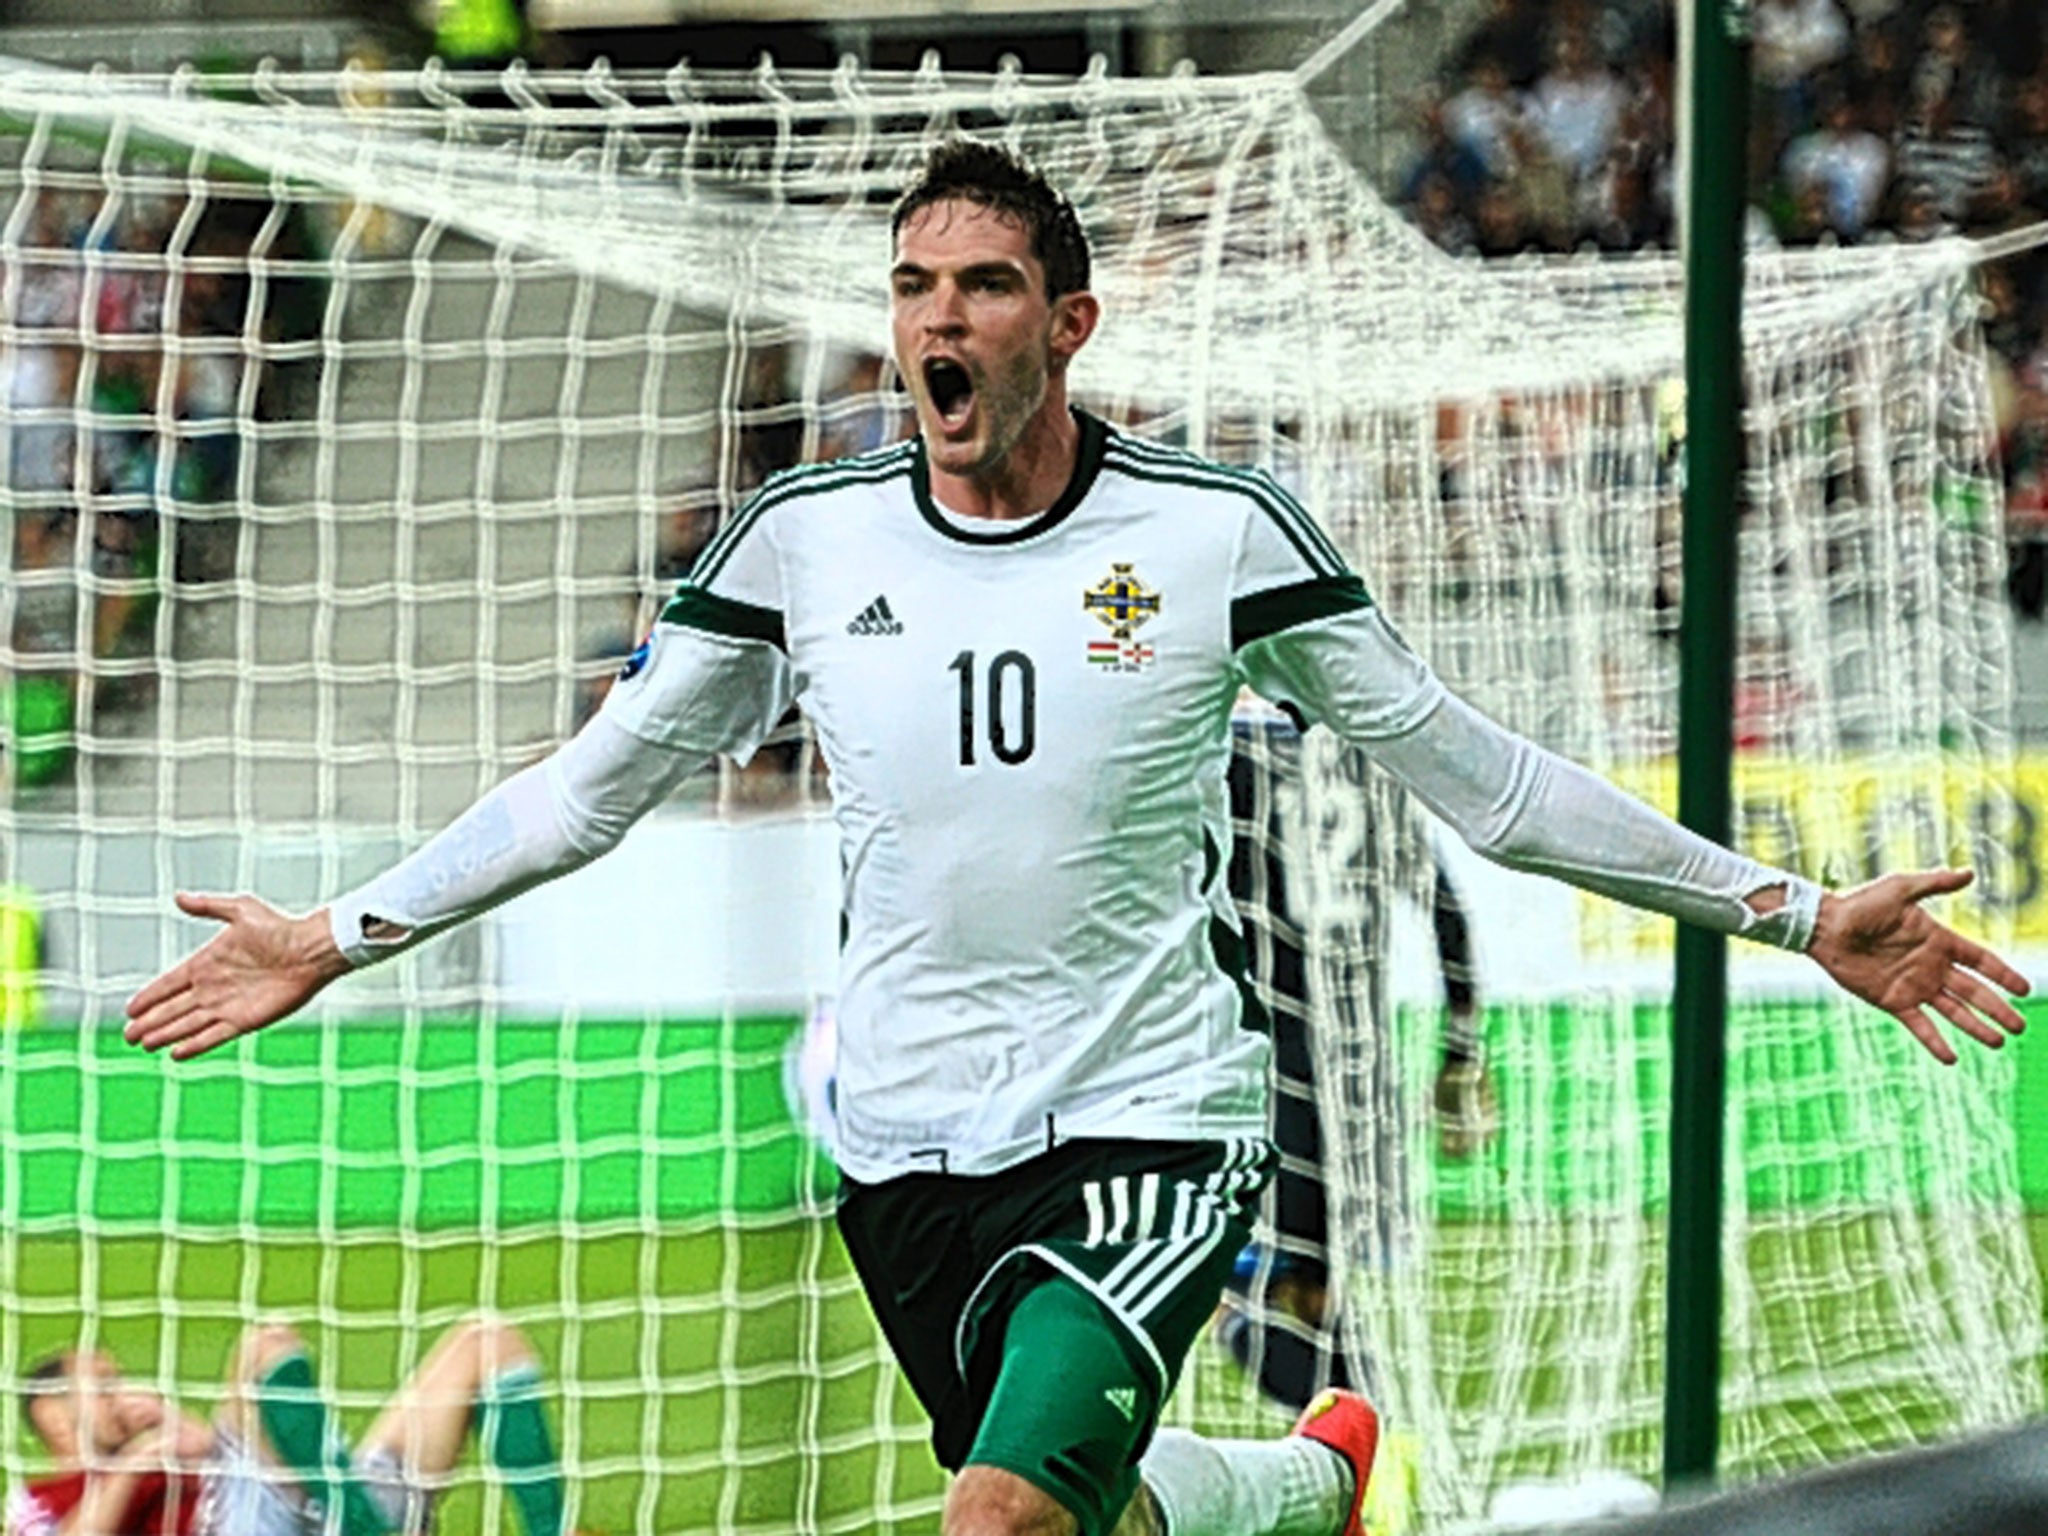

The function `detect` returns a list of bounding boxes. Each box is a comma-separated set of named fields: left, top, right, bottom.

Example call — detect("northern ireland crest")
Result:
left=1083, top=563, right=1161, bottom=641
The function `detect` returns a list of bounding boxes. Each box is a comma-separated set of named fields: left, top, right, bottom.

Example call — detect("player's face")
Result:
left=29, top=1353, right=159, bottom=1458
left=76, top=1354, right=163, bottom=1454
left=890, top=199, right=1092, bottom=482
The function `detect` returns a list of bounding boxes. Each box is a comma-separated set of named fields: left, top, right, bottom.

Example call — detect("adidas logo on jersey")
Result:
left=1104, top=1386, right=1138, bottom=1420
left=846, top=596, right=904, bottom=636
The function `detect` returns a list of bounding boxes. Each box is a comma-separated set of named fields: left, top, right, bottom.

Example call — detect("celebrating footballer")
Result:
left=127, top=140, right=2031, bottom=1536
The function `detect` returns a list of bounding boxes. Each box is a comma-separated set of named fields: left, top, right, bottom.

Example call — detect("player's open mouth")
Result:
left=925, top=358, right=974, bottom=428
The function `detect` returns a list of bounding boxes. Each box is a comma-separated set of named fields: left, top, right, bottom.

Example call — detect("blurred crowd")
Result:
left=2, top=186, right=321, bottom=791
left=5, top=189, right=242, bottom=767
left=1399, top=0, right=2048, bottom=618
left=13, top=10, right=2047, bottom=807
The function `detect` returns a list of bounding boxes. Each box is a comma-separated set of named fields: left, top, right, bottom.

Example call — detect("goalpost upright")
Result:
left=1667, top=0, right=1750, bottom=1490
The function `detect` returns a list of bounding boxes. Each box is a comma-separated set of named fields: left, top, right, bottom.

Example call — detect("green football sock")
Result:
left=480, top=1363, right=566, bottom=1536
left=255, top=1353, right=395, bottom=1536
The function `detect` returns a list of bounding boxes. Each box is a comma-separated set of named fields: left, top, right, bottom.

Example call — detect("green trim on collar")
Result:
left=911, top=408, right=1110, bottom=546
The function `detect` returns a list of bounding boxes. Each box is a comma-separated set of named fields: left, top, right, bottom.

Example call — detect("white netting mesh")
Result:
left=0, top=52, right=2038, bottom=1536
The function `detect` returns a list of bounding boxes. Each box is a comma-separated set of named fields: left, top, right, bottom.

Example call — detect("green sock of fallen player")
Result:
left=255, top=1353, right=395, bottom=1536
left=480, top=1362, right=567, bottom=1536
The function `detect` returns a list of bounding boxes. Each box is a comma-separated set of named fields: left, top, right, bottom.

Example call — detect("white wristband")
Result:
left=1738, top=872, right=1824, bottom=953
left=328, top=891, right=410, bottom=970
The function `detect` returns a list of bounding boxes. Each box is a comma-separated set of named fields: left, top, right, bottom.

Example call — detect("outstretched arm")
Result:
left=125, top=714, right=702, bottom=1059
left=1238, top=608, right=2030, bottom=1060
left=127, top=622, right=794, bottom=1059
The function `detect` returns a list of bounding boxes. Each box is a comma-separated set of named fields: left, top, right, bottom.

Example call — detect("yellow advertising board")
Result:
left=1578, top=750, right=2048, bottom=960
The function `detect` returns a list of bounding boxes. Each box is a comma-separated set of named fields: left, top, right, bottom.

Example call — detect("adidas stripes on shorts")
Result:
left=836, top=1137, right=1273, bottom=1535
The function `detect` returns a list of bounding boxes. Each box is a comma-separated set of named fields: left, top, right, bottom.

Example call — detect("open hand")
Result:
left=124, top=893, right=350, bottom=1060
left=1807, top=869, right=2031, bottom=1064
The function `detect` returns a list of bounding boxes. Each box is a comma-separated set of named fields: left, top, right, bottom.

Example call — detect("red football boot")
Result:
left=1290, top=1388, right=1381, bottom=1536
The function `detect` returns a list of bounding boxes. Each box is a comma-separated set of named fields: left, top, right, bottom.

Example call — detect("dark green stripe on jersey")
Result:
left=661, top=585, right=787, bottom=651
left=1230, top=574, right=1373, bottom=650
left=691, top=444, right=916, bottom=587
left=1100, top=438, right=1351, bottom=579
left=1097, top=450, right=1351, bottom=589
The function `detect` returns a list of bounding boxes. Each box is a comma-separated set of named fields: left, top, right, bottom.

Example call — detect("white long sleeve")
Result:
left=326, top=711, right=706, bottom=967
left=323, top=619, right=794, bottom=969
left=1238, top=607, right=1823, bottom=951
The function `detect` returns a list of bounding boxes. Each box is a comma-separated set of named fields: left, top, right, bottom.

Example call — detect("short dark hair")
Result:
left=892, top=139, right=1091, bottom=299
left=22, top=1353, right=73, bottom=1442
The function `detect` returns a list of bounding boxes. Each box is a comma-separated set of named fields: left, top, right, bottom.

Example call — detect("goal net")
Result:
left=0, top=50, right=2038, bottom=1534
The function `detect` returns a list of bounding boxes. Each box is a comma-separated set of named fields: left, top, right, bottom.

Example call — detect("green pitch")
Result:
left=3, top=1225, right=948, bottom=1535
left=5, top=1000, right=2045, bottom=1533
left=10, top=1215, right=2044, bottom=1534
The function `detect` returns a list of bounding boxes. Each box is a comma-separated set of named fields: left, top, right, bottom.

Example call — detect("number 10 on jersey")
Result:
left=949, top=650, right=1036, bottom=766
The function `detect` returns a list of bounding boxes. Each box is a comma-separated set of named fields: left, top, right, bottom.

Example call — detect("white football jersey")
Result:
left=605, top=411, right=1381, bottom=1181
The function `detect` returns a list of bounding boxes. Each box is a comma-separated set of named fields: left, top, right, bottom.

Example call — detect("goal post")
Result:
left=0, top=52, right=2039, bottom=1535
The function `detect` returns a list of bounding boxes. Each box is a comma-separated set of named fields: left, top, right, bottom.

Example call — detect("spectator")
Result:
left=1401, top=94, right=1491, bottom=210
left=1907, top=3, right=2004, bottom=136
left=1753, top=0, right=1852, bottom=139
left=171, top=348, right=241, bottom=502
left=1, top=184, right=323, bottom=746
left=2006, top=73, right=2048, bottom=211
left=1982, top=264, right=2034, bottom=376
left=1838, top=0, right=1903, bottom=33
left=1893, top=181, right=1955, bottom=241
left=1594, top=0, right=1670, bottom=74
left=1733, top=635, right=1803, bottom=751
left=4, top=339, right=77, bottom=509
left=1411, top=170, right=1478, bottom=253
left=17, top=193, right=83, bottom=333
left=1893, top=7, right=2003, bottom=223
left=1524, top=26, right=1626, bottom=182
left=1967, top=162, right=2043, bottom=237
left=85, top=354, right=160, bottom=665
left=734, top=343, right=803, bottom=491
left=1776, top=174, right=1838, bottom=245
left=1473, top=178, right=1537, bottom=257
left=1783, top=89, right=1891, bottom=240
left=1584, top=59, right=1674, bottom=249
left=1837, top=17, right=1910, bottom=138
left=1457, top=0, right=1549, bottom=90
left=1444, top=55, right=1529, bottom=184
left=1583, top=149, right=1663, bottom=249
